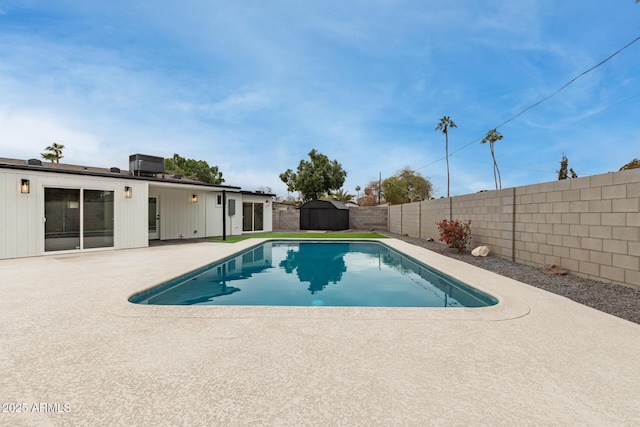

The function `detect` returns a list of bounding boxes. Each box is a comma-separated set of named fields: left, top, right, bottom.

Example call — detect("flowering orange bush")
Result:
left=436, top=219, right=471, bottom=253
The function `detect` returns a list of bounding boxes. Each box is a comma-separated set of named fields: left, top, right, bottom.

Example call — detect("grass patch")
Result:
left=209, top=231, right=387, bottom=243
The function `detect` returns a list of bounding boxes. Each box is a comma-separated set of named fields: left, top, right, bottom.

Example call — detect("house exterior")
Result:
left=0, top=155, right=273, bottom=260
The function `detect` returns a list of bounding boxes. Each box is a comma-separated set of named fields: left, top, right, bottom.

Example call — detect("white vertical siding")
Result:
left=152, top=187, right=207, bottom=240
left=1, top=171, right=39, bottom=258
left=205, top=192, right=223, bottom=237
left=0, top=168, right=148, bottom=260
left=1, top=166, right=274, bottom=259
left=115, top=181, right=148, bottom=249
left=227, top=194, right=243, bottom=235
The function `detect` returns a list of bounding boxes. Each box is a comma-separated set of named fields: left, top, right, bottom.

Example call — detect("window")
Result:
left=217, top=194, right=223, bottom=206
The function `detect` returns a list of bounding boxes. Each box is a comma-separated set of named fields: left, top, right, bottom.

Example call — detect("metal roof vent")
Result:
left=129, top=154, right=165, bottom=176
left=110, top=167, right=121, bottom=173
left=27, top=159, right=42, bottom=166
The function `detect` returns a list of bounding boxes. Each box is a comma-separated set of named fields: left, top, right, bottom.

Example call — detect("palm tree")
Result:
left=481, top=129, right=503, bottom=190
left=41, top=143, right=65, bottom=164
left=330, top=188, right=354, bottom=203
left=435, top=116, right=457, bottom=198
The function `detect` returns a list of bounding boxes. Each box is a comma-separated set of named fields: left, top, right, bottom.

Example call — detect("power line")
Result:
left=452, top=156, right=556, bottom=174
left=494, top=35, right=640, bottom=130
left=412, top=35, right=640, bottom=174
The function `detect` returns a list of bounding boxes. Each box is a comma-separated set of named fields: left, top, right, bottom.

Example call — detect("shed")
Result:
left=299, top=200, right=349, bottom=231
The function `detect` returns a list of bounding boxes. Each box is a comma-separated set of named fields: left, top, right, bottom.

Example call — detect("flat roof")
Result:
left=0, top=157, right=242, bottom=190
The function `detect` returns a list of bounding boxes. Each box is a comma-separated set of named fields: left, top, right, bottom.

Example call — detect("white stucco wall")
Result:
left=0, top=168, right=148, bottom=260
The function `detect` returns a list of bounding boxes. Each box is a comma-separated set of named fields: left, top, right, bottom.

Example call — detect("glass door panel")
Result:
left=45, top=188, right=81, bottom=252
left=148, top=197, right=159, bottom=239
left=253, top=203, right=264, bottom=231
left=242, top=202, right=253, bottom=231
left=83, top=190, right=114, bottom=249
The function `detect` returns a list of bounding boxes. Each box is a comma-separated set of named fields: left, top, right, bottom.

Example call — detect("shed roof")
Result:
left=300, top=199, right=348, bottom=210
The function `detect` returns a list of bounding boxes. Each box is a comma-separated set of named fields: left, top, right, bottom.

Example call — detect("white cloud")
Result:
left=0, top=106, right=101, bottom=163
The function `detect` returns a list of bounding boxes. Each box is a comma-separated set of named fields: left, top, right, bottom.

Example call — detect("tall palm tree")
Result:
left=41, top=143, right=65, bottom=164
left=481, top=129, right=503, bottom=190
left=435, top=116, right=457, bottom=198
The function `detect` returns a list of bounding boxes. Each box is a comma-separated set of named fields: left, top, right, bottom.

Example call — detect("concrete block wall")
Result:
left=387, top=168, right=640, bottom=289
left=349, top=206, right=388, bottom=230
left=273, top=206, right=390, bottom=232
left=388, top=203, right=421, bottom=236
left=453, top=189, right=515, bottom=259
left=389, top=204, right=401, bottom=234
left=419, top=198, right=449, bottom=240
left=272, top=207, right=299, bottom=230
left=514, top=169, right=640, bottom=287
left=394, top=191, right=513, bottom=259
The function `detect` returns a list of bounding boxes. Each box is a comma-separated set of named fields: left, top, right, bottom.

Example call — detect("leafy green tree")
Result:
left=481, top=128, right=504, bottom=190
left=557, top=153, right=578, bottom=179
left=619, top=158, right=640, bottom=170
left=41, top=142, right=65, bottom=163
left=329, top=188, right=354, bottom=203
left=435, top=116, right=457, bottom=197
left=164, top=153, right=224, bottom=184
left=279, top=149, right=347, bottom=202
left=382, top=167, right=433, bottom=205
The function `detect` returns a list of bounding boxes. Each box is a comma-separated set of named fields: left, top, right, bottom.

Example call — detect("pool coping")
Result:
left=113, top=238, right=531, bottom=322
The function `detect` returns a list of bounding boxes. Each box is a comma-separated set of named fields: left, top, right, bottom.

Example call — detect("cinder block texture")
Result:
left=383, top=170, right=640, bottom=289
left=349, top=206, right=388, bottom=230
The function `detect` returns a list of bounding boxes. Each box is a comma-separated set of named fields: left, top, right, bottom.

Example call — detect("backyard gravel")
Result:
left=381, top=231, right=640, bottom=325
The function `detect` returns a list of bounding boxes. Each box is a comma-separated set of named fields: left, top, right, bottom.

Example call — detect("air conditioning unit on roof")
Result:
left=129, top=154, right=164, bottom=176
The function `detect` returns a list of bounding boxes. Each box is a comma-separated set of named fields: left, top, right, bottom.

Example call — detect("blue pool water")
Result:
left=129, top=241, right=498, bottom=307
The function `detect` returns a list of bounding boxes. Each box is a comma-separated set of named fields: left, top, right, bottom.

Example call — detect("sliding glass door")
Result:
left=83, top=190, right=114, bottom=249
left=242, top=202, right=264, bottom=232
left=45, top=188, right=114, bottom=252
left=45, top=188, right=81, bottom=252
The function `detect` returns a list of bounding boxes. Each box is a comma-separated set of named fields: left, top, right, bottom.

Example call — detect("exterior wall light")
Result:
left=191, top=194, right=198, bottom=203
left=20, top=179, right=30, bottom=194
left=124, top=186, right=132, bottom=198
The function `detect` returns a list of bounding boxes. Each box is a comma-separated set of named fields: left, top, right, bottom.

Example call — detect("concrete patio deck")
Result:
left=1, top=238, right=639, bottom=426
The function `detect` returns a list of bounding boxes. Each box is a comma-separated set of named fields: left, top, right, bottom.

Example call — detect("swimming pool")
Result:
left=129, top=240, right=498, bottom=307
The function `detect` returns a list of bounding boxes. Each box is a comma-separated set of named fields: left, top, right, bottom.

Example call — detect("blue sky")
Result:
left=1, top=1, right=639, bottom=199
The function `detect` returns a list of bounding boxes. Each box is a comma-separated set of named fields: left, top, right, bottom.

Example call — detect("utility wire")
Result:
left=452, top=156, right=556, bottom=174
left=411, top=35, right=640, bottom=174
left=380, top=36, right=640, bottom=200
left=494, top=35, right=640, bottom=130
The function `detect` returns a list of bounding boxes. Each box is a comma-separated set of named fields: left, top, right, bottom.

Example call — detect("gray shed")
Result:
left=299, top=200, right=349, bottom=231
